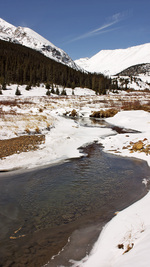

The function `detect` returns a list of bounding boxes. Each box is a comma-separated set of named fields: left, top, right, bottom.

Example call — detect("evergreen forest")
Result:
left=0, top=39, right=111, bottom=94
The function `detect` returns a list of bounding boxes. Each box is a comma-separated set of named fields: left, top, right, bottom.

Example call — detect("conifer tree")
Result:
left=61, top=87, right=67, bottom=95
left=46, top=83, right=50, bottom=89
left=56, top=86, right=59, bottom=95
left=46, top=89, right=51, bottom=96
left=15, top=86, right=21, bottom=95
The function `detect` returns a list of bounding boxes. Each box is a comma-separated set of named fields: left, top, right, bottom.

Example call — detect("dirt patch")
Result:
left=0, top=135, right=45, bottom=159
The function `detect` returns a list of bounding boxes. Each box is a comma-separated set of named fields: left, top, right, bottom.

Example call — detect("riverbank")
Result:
left=73, top=110, right=150, bottom=267
left=0, top=87, right=150, bottom=172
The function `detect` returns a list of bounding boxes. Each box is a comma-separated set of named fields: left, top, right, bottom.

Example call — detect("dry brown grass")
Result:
left=0, top=99, right=32, bottom=106
left=121, top=100, right=150, bottom=112
left=0, top=135, right=45, bottom=159
left=90, top=108, right=118, bottom=118
left=123, top=139, right=150, bottom=155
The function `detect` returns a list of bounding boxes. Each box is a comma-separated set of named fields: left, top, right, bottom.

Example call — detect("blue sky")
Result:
left=0, top=0, right=150, bottom=60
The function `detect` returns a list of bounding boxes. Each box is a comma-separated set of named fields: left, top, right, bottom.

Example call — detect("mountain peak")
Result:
left=0, top=18, right=14, bottom=28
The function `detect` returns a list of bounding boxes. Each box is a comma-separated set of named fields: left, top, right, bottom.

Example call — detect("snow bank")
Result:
left=73, top=191, right=150, bottom=267
left=73, top=110, right=150, bottom=267
left=0, top=115, right=111, bottom=171
left=102, top=110, right=150, bottom=166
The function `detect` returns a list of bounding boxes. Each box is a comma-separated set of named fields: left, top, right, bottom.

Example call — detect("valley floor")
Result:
left=0, top=85, right=150, bottom=266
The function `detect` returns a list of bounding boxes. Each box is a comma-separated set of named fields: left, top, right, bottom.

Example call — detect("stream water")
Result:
left=0, top=119, right=150, bottom=267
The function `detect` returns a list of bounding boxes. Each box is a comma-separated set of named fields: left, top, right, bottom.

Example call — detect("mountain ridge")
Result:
left=117, top=63, right=150, bottom=76
left=75, top=43, right=150, bottom=75
left=0, top=18, right=80, bottom=71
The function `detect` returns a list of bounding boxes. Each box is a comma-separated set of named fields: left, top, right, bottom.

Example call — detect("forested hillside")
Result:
left=0, top=39, right=111, bottom=93
left=117, top=63, right=150, bottom=76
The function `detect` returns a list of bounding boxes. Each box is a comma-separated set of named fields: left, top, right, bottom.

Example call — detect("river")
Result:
left=0, top=119, right=150, bottom=267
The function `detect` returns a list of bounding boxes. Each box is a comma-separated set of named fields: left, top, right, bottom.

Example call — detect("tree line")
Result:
left=0, top=39, right=111, bottom=94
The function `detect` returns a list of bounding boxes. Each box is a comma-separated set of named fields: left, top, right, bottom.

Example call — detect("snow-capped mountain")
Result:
left=0, top=18, right=80, bottom=70
left=75, top=43, right=150, bottom=76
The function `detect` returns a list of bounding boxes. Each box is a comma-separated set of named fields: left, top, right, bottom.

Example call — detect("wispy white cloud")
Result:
left=65, top=12, right=125, bottom=44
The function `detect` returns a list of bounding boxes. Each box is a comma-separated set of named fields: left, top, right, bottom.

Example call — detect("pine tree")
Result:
left=51, top=84, right=55, bottom=94
left=46, top=83, right=50, bottom=89
left=46, top=89, right=51, bottom=96
left=15, top=86, right=21, bottom=95
left=2, top=82, right=6, bottom=90
left=56, top=86, right=59, bottom=95
left=61, top=87, right=67, bottom=95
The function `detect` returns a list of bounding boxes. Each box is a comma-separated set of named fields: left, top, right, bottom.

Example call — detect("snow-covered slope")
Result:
left=0, top=18, right=80, bottom=70
left=75, top=43, right=150, bottom=75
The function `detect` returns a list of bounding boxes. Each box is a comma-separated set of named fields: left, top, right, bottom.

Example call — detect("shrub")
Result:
left=25, top=84, right=31, bottom=91
left=25, top=128, right=31, bottom=134
left=70, top=109, right=77, bottom=117
left=90, top=109, right=118, bottom=118
left=35, top=126, right=40, bottom=134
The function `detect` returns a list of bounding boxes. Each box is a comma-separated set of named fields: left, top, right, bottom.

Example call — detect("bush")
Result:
left=90, top=109, right=118, bottom=118
left=26, top=84, right=31, bottom=91
left=35, top=126, right=40, bottom=134
left=70, top=109, right=77, bottom=117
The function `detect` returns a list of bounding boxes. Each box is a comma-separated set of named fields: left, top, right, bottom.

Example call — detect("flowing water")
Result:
left=0, top=119, right=150, bottom=267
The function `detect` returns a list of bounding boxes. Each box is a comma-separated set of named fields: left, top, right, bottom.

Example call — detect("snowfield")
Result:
left=0, top=85, right=150, bottom=267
